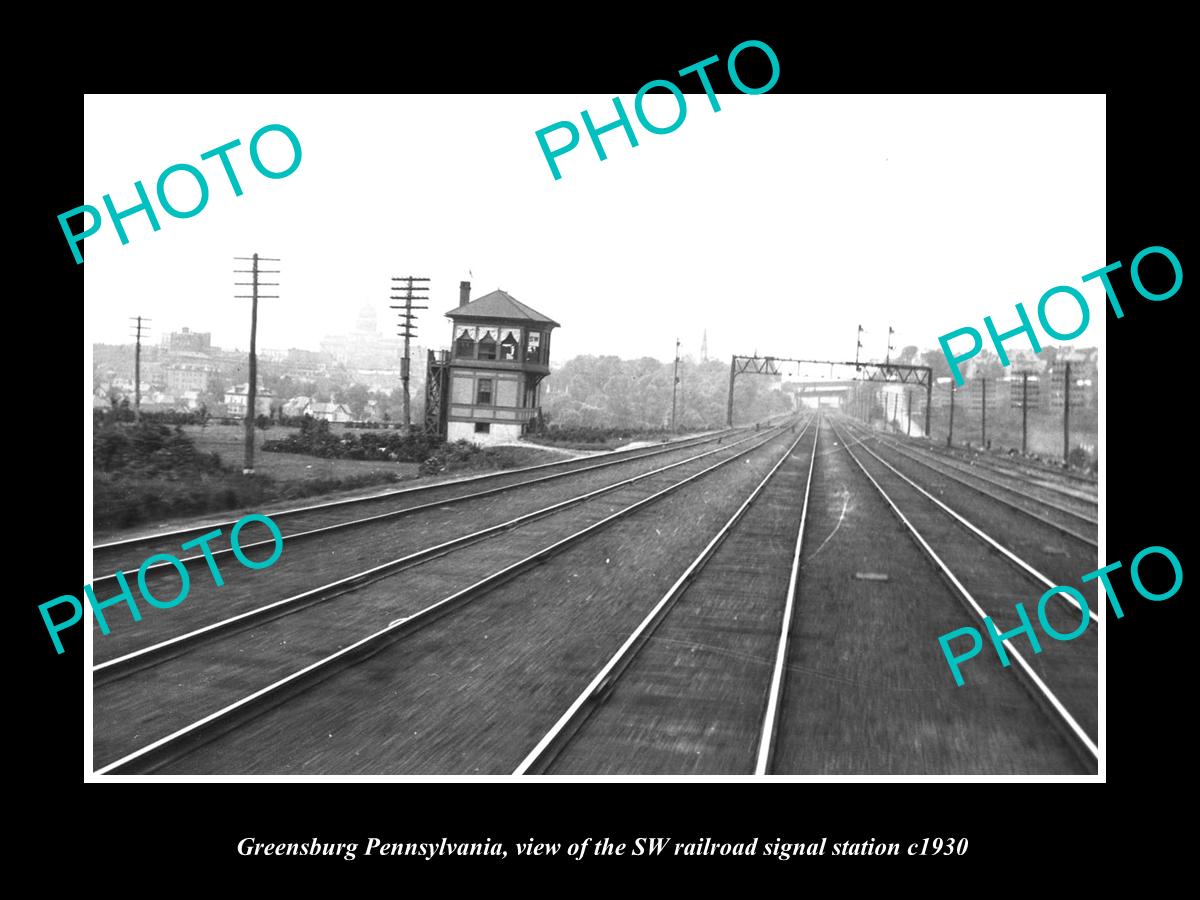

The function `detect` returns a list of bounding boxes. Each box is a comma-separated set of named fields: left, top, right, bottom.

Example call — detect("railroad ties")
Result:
left=91, top=410, right=1098, bottom=775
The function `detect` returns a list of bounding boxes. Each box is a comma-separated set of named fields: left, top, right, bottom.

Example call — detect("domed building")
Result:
left=355, top=304, right=379, bottom=334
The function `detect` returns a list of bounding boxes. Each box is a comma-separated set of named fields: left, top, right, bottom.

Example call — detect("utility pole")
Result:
left=671, top=338, right=681, bottom=432
left=885, top=325, right=895, bottom=365
left=700, top=329, right=708, bottom=363
left=981, top=377, right=987, bottom=449
left=390, top=276, right=430, bottom=430
left=726, top=356, right=736, bottom=426
left=1063, top=361, right=1071, bottom=467
left=128, top=316, right=150, bottom=423
left=906, top=389, right=912, bottom=436
left=947, top=382, right=955, bottom=448
left=235, top=253, right=279, bottom=475
left=855, top=324, right=864, bottom=369
left=1021, top=372, right=1029, bottom=455
left=925, top=376, right=932, bottom=440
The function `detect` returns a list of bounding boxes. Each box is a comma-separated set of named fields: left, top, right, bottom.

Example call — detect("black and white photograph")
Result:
left=75, top=90, right=1116, bottom=778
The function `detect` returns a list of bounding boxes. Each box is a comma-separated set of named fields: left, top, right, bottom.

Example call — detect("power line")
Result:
left=390, top=276, right=430, bottom=430
left=234, top=254, right=280, bottom=474
left=128, top=316, right=152, bottom=423
left=671, top=338, right=681, bottom=433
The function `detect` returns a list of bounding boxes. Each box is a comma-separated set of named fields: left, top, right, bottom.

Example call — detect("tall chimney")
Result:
left=459, top=281, right=471, bottom=307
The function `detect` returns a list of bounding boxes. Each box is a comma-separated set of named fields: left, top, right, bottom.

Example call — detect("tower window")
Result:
left=478, top=331, right=497, bottom=360
left=455, top=328, right=475, bottom=359
left=526, top=331, right=542, bottom=363
left=477, top=378, right=493, bottom=405
left=500, top=333, right=519, bottom=360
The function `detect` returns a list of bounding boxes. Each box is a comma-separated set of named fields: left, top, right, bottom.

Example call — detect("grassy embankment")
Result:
left=93, top=422, right=565, bottom=534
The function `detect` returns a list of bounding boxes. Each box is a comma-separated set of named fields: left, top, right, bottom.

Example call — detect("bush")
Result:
left=263, top=423, right=442, bottom=463
left=1067, top=446, right=1095, bottom=472
left=93, top=421, right=225, bottom=477
left=93, top=408, right=209, bottom=427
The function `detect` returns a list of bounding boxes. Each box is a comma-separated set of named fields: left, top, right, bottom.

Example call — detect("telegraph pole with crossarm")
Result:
left=390, top=276, right=429, bottom=430
left=235, top=254, right=279, bottom=474
left=128, top=316, right=151, bottom=423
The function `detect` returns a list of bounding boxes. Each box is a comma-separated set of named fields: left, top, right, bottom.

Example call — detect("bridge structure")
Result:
left=726, top=355, right=934, bottom=435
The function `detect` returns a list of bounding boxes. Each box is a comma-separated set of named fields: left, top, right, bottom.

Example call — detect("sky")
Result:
left=83, top=94, right=1105, bottom=365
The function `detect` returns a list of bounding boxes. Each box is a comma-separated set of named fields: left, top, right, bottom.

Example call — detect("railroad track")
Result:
left=91, top=425, right=763, bottom=585
left=91, top=426, right=783, bottom=662
left=513, top=412, right=1097, bottom=775
left=94, top=424, right=777, bottom=675
left=838, top=419, right=1098, bottom=627
left=871, top=429, right=1097, bottom=513
left=94, top=418, right=805, bottom=774
left=820, top=416, right=1097, bottom=771
left=909, top=437, right=1098, bottom=489
left=513, top=415, right=819, bottom=774
left=840, top=423, right=1097, bottom=548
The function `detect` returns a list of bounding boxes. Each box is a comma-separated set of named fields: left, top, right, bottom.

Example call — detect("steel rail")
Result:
left=840, top=426, right=1097, bottom=548
left=92, top=426, right=758, bottom=588
left=916, top=440, right=1098, bottom=488
left=828, top=418, right=1098, bottom=767
left=512, top=418, right=818, bottom=775
left=92, top=426, right=747, bottom=554
left=93, top=425, right=783, bottom=683
left=94, top=422, right=799, bottom=775
left=869, top=430, right=1097, bottom=522
left=839, top=422, right=1098, bottom=624
left=754, top=414, right=820, bottom=774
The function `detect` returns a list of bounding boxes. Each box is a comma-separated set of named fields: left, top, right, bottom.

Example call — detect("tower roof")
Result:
left=446, top=289, right=559, bottom=328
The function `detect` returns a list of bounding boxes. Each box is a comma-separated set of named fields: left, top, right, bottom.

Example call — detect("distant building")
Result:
left=427, top=281, right=558, bottom=445
left=320, top=303, right=405, bottom=371
left=164, top=327, right=212, bottom=353
left=282, top=396, right=313, bottom=418
left=307, top=401, right=352, bottom=423
left=282, top=396, right=352, bottom=422
left=166, top=362, right=215, bottom=394
left=225, top=384, right=274, bottom=417
left=178, top=390, right=203, bottom=410
left=282, top=348, right=329, bottom=379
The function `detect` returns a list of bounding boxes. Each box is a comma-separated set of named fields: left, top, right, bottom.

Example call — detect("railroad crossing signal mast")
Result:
left=128, top=316, right=151, bottom=423
left=390, top=276, right=429, bottom=429
left=727, top=354, right=933, bottom=436
left=235, top=253, right=279, bottom=475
